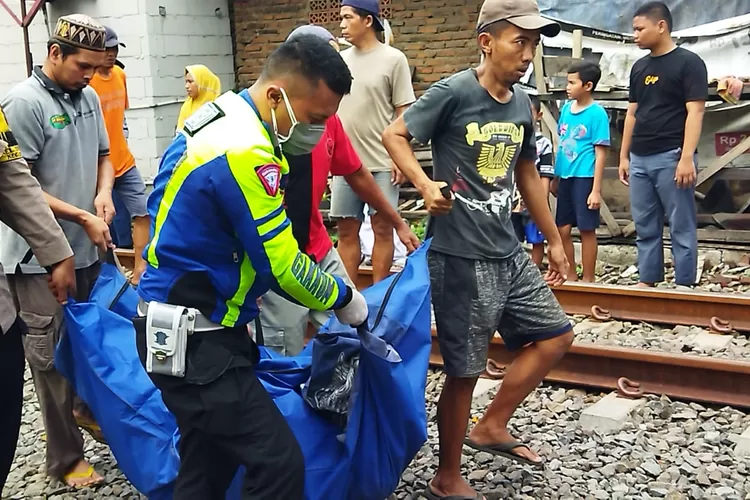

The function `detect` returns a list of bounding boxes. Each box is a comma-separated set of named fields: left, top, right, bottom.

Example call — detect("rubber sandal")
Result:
left=412, top=485, right=485, bottom=500
left=63, top=465, right=104, bottom=488
left=463, top=438, right=544, bottom=468
left=75, top=417, right=107, bottom=444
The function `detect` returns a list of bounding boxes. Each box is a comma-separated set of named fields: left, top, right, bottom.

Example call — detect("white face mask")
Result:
left=270, top=87, right=325, bottom=156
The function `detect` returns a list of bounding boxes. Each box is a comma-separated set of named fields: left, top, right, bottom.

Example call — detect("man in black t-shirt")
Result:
left=383, top=0, right=574, bottom=497
left=618, top=1, right=707, bottom=287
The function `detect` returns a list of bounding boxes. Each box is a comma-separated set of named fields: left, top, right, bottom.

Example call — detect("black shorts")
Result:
left=555, top=177, right=600, bottom=231
left=428, top=249, right=573, bottom=378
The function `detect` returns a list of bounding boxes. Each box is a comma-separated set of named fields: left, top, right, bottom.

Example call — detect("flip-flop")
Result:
left=63, top=464, right=104, bottom=488
left=463, top=438, right=544, bottom=468
left=412, top=485, right=485, bottom=500
left=75, top=417, right=107, bottom=444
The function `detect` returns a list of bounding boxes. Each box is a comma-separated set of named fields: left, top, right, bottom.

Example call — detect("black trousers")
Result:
left=134, top=319, right=304, bottom=500
left=0, top=318, right=26, bottom=493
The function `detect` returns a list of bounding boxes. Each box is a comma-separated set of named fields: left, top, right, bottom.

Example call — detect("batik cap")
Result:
left=52, top=14, right=106, bottom=52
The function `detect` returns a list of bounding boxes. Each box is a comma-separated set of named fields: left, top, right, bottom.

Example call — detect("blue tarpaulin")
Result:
left=56, top=240, right=433, bottom=499
left=55, top=263, right=179, bottom=500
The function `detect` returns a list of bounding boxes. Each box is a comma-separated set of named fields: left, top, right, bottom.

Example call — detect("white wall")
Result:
left=0, top=2, right=49, bottom=97
left=0, top=0, right=235, bottom=182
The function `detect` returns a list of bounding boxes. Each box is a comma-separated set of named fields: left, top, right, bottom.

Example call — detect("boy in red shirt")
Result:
left=258, top=25, right=419, bottom=355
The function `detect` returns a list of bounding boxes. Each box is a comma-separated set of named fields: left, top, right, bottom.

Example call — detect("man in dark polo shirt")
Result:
left=618, top=1, right=707, bottom=288
left=0, top=14, right=114, bottom=488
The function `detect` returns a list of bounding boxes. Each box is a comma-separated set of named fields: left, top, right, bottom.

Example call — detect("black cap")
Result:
left=104, top=25, right=126, bottom=49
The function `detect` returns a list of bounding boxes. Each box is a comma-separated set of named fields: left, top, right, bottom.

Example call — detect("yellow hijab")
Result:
left=177, top=65, right=221, bottom=130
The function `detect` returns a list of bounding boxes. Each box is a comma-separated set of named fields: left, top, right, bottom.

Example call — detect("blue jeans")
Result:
left=110, top=190, right=132, bottom=249
left=110, top=167, right=149, bottom=249
left=629, top=148, right=697, bottom=286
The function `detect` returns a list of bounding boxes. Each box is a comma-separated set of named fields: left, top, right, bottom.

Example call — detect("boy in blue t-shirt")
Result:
left=555, top=60, right=610, bottom=282
left=511, top=94, right=555, bottom=267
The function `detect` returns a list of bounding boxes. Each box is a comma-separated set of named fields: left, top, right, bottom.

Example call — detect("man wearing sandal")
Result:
left=0, top=104, right=77, bottom=494
left=0, top=14, right=115, bottom=489
left=383, top=0, right=574, bottom=498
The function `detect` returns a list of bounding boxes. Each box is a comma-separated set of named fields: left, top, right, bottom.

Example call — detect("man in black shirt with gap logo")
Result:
left=618, top=1, right=707, bottom=288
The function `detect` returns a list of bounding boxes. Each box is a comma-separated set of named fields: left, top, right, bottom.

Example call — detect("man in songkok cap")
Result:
left=0, top=13, right=115, bottom=488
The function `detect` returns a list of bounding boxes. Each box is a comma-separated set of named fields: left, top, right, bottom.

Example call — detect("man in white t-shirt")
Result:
left=332, top=0, right=416, bottom=285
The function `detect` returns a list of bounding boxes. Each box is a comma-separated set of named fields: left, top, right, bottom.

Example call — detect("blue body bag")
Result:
left=55, top=240, right=433, bottom=499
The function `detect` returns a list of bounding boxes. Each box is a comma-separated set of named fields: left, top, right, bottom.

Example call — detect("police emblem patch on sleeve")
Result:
left=255, top=163, right=281, bottom=197
left=0, top=106, right=22, bottom=163
left=183, top=102, right=225, bottom=137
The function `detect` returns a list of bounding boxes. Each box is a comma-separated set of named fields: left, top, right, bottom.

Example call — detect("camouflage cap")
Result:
left=52, top=14, right=106, bottom=52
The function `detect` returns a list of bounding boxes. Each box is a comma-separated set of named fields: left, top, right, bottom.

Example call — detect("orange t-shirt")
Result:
left=90, top=66, right=135, bottom=177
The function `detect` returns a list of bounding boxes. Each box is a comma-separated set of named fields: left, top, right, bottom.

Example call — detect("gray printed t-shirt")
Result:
left=404, top=69, right=537, bottom=260
left=0, top=67, right=109, bottom=273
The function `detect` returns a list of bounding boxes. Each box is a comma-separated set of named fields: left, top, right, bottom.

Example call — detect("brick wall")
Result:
left=231, top=0, right=483, bottom=94
left=231, top=0, right=309, bottom=89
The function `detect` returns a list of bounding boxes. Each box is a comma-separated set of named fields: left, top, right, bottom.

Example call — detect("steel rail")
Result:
left=115, top=249, right=750, bottom=407
left=552, top=281, right=750, bottom=333
left=354, top=266, right=750, bottom=333
left=429, top=332, right=750, bottom=409
left=116, top=249, right=750, bottom=332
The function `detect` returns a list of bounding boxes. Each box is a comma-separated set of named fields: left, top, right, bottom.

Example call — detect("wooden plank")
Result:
left=600, top=201, right=621, bottom=236
left=533, top=42, right=547, bottom=94
left=695, top=228, right=750, bottom=244
left=540, top=103, right=560, bottom=149
left=601, top=164, right=750, bottom=181
left=539, top=84, right=750, bottom=103
left=320, top=208, right=428, bottom=221
left=695, top=134, right=750, bottom=188
left=572, top=29, right=583, bottom=59
left=622, top=135, right=750, bottom=236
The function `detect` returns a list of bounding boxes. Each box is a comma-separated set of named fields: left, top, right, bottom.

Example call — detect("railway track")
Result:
left=430, top=333, right=750, bottom=409
left=353, top=266, right=750, bottom=334
left=114, top=248, right=750, bottom=408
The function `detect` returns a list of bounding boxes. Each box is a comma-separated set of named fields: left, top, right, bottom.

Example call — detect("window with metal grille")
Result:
left=309, top=0, right=391, bottom=25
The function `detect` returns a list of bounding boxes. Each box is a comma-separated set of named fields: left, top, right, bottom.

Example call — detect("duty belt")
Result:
left=137, top=298, right=225, bottom=333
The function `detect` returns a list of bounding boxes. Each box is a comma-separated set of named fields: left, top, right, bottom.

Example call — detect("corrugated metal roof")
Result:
left=539, top=0, right=750, bottom=34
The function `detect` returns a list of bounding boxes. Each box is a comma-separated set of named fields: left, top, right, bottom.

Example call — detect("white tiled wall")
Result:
left=0, top=0, right=235, bottom=182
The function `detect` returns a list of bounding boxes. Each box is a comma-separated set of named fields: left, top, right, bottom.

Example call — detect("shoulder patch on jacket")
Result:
left=255, top=163, right=281, bottom=197
left=183, top=102, right=225, bottom=136
left=0, top=107, right=21, bottom=163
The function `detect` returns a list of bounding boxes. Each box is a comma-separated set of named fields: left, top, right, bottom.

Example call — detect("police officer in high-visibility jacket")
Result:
left=134, top=34, right=368, bottom=499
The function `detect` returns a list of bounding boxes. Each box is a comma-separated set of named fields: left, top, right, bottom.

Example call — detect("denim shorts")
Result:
left=329, top=171, right=399, bottom=220
left=114, top=166, right=148, bottom=219
left=555, top=177, right=600, bottom=231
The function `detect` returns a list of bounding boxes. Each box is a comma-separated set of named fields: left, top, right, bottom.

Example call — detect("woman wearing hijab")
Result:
left=176, top=64, right=221, bottom=130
